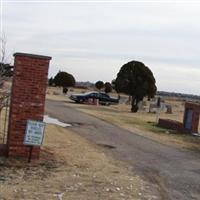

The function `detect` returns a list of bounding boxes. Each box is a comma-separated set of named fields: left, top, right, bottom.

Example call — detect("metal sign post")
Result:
left=24, top=120, right=46, bottom=163
left=28, top=146, right=33, bottom=163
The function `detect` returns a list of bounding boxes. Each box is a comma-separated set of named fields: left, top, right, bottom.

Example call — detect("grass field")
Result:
left=0, top=85, right=159, bottom=199
left=46, top=87, right=200, bottom=151
left=0, top=86, right=199, bottom=199
left=0, top=124, right=154, bottom=200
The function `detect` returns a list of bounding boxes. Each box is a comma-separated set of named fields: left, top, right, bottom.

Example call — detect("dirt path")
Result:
left=46, top=100, right=200, bottom=200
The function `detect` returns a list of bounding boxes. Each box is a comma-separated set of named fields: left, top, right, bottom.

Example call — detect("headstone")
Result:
left=183, top=102, right=200, bottom=133
left=166, top=105, right=173, bottom=114
left=157, top=97, right=161, bottom=107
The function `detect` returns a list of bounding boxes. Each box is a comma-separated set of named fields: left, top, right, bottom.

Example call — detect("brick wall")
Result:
left=7, top=53, right=51, bottom=158
left=158, top=102, right=200, bottom=134
left=158, top=119, right=189, bottom=133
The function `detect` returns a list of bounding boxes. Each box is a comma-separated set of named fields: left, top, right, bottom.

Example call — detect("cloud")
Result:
left=2, top=1, right=200, bottom=95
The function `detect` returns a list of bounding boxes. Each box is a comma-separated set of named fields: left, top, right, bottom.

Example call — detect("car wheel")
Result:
left=100, top=102, right=106, bottom=106
left=79, top=99, right=84, bottom=103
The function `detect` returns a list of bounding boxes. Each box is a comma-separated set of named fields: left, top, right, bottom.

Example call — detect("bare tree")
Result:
left=0, top=32, right=7, bottom=63
left=0, top=33, right=7, bottom=86
left=0, top=33, right=13, bottom=87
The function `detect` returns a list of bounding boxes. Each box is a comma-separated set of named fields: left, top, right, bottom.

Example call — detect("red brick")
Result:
left=7, top=53, right=51, bottom=158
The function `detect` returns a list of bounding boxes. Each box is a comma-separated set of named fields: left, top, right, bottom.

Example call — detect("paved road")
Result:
left=45, top=100, right=200, bottom=200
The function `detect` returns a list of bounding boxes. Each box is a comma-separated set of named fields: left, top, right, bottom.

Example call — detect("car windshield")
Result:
left=99, top=93, right=109, bottom=98
left=73, top=92, right=97, bottom=96
left=84, top=92, right=97, bottom=95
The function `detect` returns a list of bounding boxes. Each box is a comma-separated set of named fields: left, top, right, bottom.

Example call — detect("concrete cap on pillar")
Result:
left=13, top=52, right=52, bottom=60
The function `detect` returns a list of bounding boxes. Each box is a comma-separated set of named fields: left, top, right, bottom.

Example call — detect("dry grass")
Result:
left=46, top=87, right=91, bottom=102
left=46, top=87, right=200, bottom=151
left=0, top=124, right=156, bottom=200
left=75, top=104, right=200, bottom=151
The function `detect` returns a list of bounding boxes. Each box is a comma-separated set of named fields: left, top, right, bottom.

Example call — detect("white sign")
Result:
left=24, top=120, right=46, bottom=146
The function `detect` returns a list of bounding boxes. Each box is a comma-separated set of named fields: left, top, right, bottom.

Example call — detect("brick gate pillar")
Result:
left=7, top=53, right=51, bottom=158
left=183, top=102, right=200, bottom=133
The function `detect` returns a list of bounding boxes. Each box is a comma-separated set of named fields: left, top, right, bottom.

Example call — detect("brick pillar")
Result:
left=7, top=53, right=51, bottom=158
left=192, top=111, right=200, bottom=133
left=183, top=102, right=200, bottom=133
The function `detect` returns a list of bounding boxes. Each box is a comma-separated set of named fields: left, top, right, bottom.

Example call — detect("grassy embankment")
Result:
left=47, top=87, right=200, bottom=151
left=0, top=124, right=151, bottom=200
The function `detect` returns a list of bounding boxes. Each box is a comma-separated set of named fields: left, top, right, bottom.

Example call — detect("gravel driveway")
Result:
left=46, top=100, right=200, bottom=200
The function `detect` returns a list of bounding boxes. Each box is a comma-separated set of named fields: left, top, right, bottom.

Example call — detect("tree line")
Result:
left=49, top=60, right=156, bottom=112
left=1, top=34, right=156, bottom=112
left=48, top=72, right=114, bottom=94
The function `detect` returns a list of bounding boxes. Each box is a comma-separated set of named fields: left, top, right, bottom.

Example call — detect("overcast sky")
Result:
left=1, top=0, right=200, bottom=95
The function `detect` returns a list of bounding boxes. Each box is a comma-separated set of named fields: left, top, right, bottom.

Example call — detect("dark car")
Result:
left=70, top=91, right=119, bottom=105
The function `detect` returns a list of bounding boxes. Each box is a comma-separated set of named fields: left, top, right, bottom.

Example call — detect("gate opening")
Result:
left=0, top=93, right=10, bottom=156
